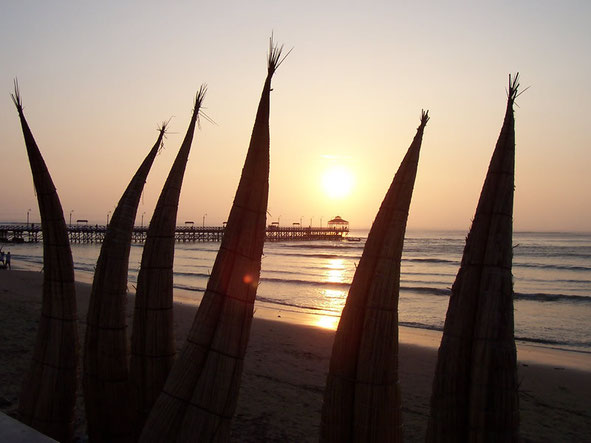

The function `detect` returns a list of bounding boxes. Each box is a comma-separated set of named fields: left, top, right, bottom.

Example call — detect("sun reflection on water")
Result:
left=325, top=259, right=346, bottom=283
left=314, top=259, right=349, bottom=329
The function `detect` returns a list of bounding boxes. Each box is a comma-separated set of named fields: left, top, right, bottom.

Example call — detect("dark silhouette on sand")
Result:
left=130, top=88, right=206, bottom=436
left=12, top=80, right=79, bottom=442
left=427, top=74, right=521, bottom=442
left=321, top=111, right=429, bottom=443
left=83, top=122, right=167, bottom=441
left=140, top=38, right=289, bottom=442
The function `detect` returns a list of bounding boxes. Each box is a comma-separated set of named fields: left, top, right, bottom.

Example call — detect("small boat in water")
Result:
left=346, top=237, right=361, bottom=242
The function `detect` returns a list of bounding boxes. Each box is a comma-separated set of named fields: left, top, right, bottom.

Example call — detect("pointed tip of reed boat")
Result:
left=11, top=78, right=23, bottom=113
left=267, top=34, right=292, bottom=77
left=419, top=109, right=430, bottom=129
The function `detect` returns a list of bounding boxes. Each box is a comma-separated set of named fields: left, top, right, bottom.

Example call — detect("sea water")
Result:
left=4, top=230, right=590, bottom=353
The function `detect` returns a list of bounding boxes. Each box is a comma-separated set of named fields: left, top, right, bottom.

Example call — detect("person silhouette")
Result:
left=6, top=252, right=11, bottom=270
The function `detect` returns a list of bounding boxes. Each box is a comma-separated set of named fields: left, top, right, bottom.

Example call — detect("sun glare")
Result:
left=321, top=165, right=354, bottom=199
left=314, top=314, right=340, bottom=330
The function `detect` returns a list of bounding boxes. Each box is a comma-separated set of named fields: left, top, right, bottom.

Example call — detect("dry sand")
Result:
left=1, top=269, right=590, bottom=442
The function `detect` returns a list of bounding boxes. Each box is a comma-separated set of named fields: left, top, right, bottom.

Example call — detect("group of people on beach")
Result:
left=0, top=248, right=11, bottom=269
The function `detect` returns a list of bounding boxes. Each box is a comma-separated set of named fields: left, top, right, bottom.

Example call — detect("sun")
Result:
left=321, top=165, right=354, bottom=199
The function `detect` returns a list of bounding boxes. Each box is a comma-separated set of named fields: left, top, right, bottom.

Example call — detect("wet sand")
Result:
left=1, top=269, right=590, bottom=441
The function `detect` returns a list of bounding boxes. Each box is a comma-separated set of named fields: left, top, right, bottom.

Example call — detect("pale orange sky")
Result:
left=1, top=1, right=590, bottom=232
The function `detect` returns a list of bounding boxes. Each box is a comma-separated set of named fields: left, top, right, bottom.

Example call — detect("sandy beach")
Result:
left=1, top=269, right=590, bottom=442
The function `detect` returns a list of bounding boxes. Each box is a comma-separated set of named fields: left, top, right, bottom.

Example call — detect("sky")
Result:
left=1, top=1, right=590, bottom=232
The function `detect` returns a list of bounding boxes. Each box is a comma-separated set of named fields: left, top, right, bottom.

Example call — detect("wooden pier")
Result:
left=0, top=223, right=348, bottom=244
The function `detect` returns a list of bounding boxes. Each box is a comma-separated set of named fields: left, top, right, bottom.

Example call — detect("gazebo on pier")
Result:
left=327, top=216, right=349, bottom=231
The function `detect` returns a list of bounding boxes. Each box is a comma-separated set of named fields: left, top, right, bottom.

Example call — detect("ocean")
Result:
left=3, top=230, right=590, bottom=354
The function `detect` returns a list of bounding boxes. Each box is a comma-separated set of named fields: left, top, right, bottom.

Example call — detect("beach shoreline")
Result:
left=1, top=269, right=590, bottom=441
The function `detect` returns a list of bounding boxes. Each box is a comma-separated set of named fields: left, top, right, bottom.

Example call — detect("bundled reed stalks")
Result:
left=139, top=38, right=288, bottom=442
left=321, top=111, right=429, bottom=443
left=82, top=123, right=167, bottom=441
left=11, top=81, right=79, bottom=442
left=130, top=87, right=206, bottom=435
left=426, top=75, right=521, bottom=442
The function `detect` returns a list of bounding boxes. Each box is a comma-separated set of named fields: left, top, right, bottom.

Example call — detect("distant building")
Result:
left=327, top=216, right=349, bottom=230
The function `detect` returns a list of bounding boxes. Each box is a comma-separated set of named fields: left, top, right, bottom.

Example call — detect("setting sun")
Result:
left=321, top=165, right=355, bottom=199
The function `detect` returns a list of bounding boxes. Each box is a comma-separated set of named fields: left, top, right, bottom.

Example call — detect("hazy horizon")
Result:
left=1, top=1, right=590, bottom=233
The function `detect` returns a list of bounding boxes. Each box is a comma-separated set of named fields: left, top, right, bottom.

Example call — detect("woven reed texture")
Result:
left=12, top=86, right=79, bottom=442
left=139, top=45, right=282, bottom=442
left=321, top=112, right=429, bottom=443
left=426, top=76, right=520, bottom=443
left=82, top=126, right=166, bottom=442
left=130, top=91, right=204, bottom=437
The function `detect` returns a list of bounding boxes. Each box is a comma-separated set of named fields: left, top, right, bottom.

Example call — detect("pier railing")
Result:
left=0, top=223, right=349, bottom=244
